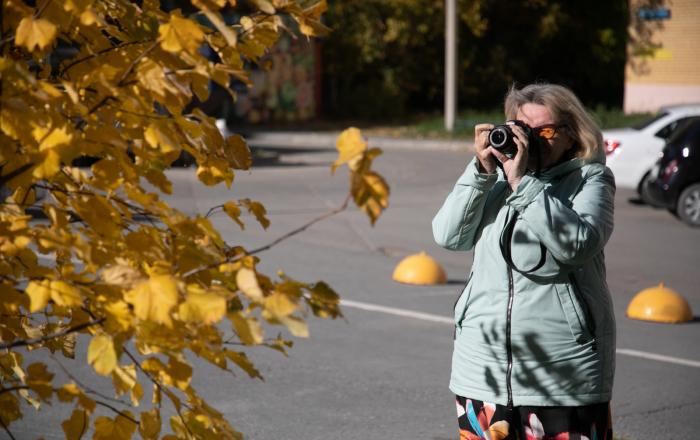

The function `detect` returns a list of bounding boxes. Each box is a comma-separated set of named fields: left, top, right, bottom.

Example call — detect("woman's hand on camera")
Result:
left=490, top=125, right=529, bottom=191
left=474, top=124, right=497, bottom=174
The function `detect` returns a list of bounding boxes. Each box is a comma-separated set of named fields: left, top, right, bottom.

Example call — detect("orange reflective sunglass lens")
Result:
left=536, top=127, right=556, bottom=139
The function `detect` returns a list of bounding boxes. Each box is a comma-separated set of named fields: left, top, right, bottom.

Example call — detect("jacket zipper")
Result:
left=506, top=267, right=514, bottom=408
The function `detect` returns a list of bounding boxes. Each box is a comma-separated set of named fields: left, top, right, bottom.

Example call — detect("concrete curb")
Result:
left=243, top=131, right=472, bottom=152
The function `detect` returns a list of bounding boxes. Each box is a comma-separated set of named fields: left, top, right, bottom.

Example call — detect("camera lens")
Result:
left=489, top=128, right=508, bottom=148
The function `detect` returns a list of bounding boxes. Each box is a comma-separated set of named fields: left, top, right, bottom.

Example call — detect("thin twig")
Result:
left=249, top=193, right=351, bottom=255
left=182, top=193, right=352, bottom=279
left=117, top=40, right=158, bottom=87
left=51, top=354, right=131, bottom=408
left=0, top=385, right=29, bottom=396
left=123, top=348, right=194, bottom=438
left=95, top=400, right=139, bottom=424
left=60, top=41, right=148, bottom=77
left=0, top=319, right=104, bottom=350
left=0, top=416, right=16, bottom=440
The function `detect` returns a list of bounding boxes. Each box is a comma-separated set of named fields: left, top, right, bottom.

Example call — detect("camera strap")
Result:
left=499, top=209, right=547, bottom=274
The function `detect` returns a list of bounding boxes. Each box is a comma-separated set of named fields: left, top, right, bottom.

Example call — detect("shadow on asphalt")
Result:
left=446, top=279, right=468, bottom=285
left=251, top=146, right=334, bottom=168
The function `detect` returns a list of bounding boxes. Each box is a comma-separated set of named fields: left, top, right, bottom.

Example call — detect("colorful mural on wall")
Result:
left=234, top=35, right=318, bottom=124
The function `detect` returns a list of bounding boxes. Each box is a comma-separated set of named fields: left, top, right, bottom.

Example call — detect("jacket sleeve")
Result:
left=432, top=157, right=499, bottom=251
left=505, top=164, right=615, bottom=265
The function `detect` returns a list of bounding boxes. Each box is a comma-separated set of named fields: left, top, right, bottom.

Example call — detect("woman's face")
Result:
left=516, top=103, right=574, bottom=169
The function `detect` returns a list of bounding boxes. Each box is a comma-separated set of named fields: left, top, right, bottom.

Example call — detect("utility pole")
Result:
left=444, top=0, right=457, bottom=132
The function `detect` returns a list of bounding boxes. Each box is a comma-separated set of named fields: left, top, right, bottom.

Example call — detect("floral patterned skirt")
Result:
left=456, top=396, right=612, bottom=440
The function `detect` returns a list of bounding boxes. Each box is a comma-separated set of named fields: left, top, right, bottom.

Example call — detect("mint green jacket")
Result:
left=432, top=156, right=616, bottom=407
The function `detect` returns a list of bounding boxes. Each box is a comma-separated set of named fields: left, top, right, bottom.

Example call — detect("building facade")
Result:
left=625, top=0, right=700, bottom=112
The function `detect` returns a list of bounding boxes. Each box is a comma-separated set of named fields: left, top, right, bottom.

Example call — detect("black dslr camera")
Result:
left=488, top=120, right=540, bottom=157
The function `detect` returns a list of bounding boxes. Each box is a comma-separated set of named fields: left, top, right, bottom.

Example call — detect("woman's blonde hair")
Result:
left=504, top=83, right=605, bottom=163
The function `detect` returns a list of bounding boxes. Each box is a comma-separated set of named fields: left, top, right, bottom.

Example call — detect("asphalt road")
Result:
left=11, top=143, right=700, bottom=439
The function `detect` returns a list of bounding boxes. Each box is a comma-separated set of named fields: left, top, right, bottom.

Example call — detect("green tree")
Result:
left=321, top=0, right=628, bottom=119
left=0, top=0, right=389, bottom=438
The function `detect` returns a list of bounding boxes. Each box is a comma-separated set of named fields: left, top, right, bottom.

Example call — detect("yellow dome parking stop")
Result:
left=626, top=283, right=693, bottom=324
left=392, top=252, right=447, bottom=285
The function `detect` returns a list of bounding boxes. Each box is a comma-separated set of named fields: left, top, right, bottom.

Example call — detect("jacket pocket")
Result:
left=555, top=281, right=594, bottom=344
left=568, top=273, right=596, bottom=338
left=453, top=272, right=473, bottom=328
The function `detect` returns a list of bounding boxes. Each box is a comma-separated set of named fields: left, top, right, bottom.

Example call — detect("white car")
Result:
left=603, top=104, right=700, bottom=195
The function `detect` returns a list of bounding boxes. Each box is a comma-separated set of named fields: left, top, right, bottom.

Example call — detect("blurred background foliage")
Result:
left=320, top=0, right=628, bottom=120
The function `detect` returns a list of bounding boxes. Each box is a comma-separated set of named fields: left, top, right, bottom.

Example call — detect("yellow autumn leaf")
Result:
left=196, top=158, right=234, bottom=187
left=223, top=201, right=245, bottom=229
left=62, top=332, right=77, bottom=359
left=56, top=383, right=96, bottom=413
left=37, top=126, right=73, bottom=151
left=178, top=285, right=226, bottom=325
left=159, top=13, right=205, bottom=54
left=93, top=412, right=136, bottom=440
left=332, top=127, right=367, bottom=172
left=352, top=171, right=390, bottom=225
left=26, top=279, right=51, bottom=312
left=32, top=149, right=61, bottom=179
left=26, top=362, right=54, bottom=399
left=49, top=280, right=82, bottom=307
left=61, top=409, right=88, bottom=440
left=139, top=409, right=161, bottom=439
left=229, top=312, right=264, bottom=345
left=224, top=350, right=262, bottom=379
left=165, top=356, right=192, bottom=390
left=201, top=8, right=237, bottom=47
left=91, top=158, right=123, bottom=191
left=137, top=57, right=179, bottom=99
left=278, top=315, right=309, bottom=338
left=144, top=122, right=178, bottom=154
left=87, top=335, right=117, bottom=376
left=224, top=134, right=252, bottom=170
left=124, top=275, right=178, bottom=327
left=112, top=364, right=137, bottom=398
left=104, top=300, right=133, bottom=332
left=264, top=292, right=298, bottom=318
left=0, top=393, right=21, bottom=425
left=236, top=267, right=264, bottom=302
left=239, top=198, right=270, bottom=229
left=251, top=0, right=275, bottom=14
left=15, top=16, right=57, bottom=51
left=101, top=263, right=144, bottom=288
left=70, top=195, right=122, bottom=238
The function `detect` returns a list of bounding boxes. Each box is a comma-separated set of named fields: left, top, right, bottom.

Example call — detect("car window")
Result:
left=632, top=111, right=668, bottom=130
left=655, top=116, right=699, bottom=140
left=669, top=118, right=700, bottom=150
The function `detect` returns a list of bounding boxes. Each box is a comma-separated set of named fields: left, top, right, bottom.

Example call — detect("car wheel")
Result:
left=638, top=172, right=657, bottom=206
left=676, top=183, right=700, bottom=227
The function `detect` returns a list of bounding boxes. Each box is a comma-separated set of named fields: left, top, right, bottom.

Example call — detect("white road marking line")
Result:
left=340, top=299, right=453, bottom=324
left=615, top=348, right=700, bottom=369
left=340, top=299, right=700, bottom=369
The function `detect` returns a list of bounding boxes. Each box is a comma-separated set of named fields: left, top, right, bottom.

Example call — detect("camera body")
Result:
left=488, top=120, right=541, bottom=157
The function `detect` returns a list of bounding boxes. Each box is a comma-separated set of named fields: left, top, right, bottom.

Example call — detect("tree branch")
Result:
left=123, top=348, right=194, bottom=438
left=60, top=41, right=149, bottom=77
left=95, top=400, right=139, bottom=425
left=0, top=319, right=104, bottom=350
left=0, top=385, right=29, bottom=396
left=0, top=417, right=16, bottom=440
left=117, top=40, right=159, bottom=87
left=182, top=193, right=352, bottom=279
left=0, top=163, right=34, bottom=188
left=51, top=354, right=131, bottom=408
left=249, top=193, right=351, bottom=256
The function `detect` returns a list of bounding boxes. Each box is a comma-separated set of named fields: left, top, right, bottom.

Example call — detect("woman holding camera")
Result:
left=432, top=83, right=615, bottom=439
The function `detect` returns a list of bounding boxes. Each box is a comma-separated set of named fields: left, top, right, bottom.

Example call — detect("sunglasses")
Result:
left=532, top=124, right=567, bottom=140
